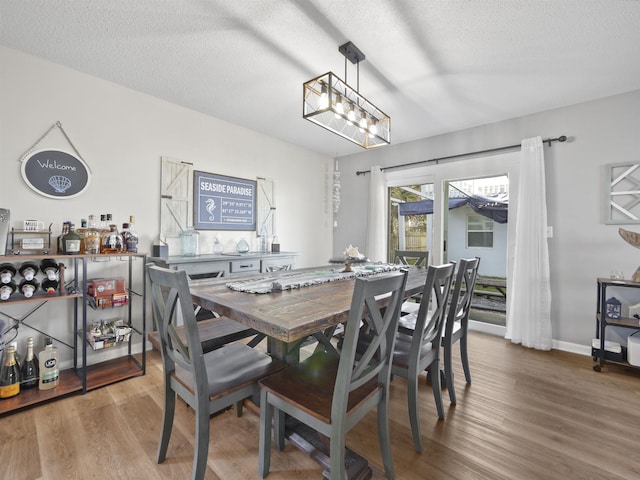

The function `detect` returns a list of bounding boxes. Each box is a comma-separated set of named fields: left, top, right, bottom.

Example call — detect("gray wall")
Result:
left=334, top=89, right=640, bottom=351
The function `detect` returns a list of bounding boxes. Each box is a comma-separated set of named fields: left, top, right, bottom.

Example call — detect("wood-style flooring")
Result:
left=2, top=332, right=640, bottom=479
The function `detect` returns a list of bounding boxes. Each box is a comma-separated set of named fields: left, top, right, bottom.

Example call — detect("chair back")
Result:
left=147, top=264, right=206, bottom=399
left=394, top=250, right=429, bottom=268
left=444, top=257, right=481, bottom=337
left=334, top=270, right=408, bottom=418
left=410, top=263, right=455, bottom=362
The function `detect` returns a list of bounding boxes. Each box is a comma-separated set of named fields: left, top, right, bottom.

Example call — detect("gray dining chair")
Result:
left=394, top=262, right=455, bottom=452
left=147, top=264, right=284, bottom=480
left=442, top=257, right=480, bottom=404
left=394, top=250, right=429, bottom=315
left=258, top=270, right=408, bottom=480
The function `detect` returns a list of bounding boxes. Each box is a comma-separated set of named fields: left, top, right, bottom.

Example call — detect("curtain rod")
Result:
left=355, top=135, right=567, bottom=176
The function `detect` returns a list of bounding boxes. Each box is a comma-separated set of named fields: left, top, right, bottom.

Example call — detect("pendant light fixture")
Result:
left=303, top=41, right=390, bottom=149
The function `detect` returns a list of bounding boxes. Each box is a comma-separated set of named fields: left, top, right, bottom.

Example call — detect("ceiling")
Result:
left=2, top=1, right=640, bottom=157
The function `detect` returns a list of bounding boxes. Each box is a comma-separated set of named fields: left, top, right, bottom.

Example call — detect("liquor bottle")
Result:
left=20, top=337, right=39, bottom=389
left=18, top=261, right=38, bottom=281
left=0, top=281, right=17, bottom=301
left=101, top=224, right=124, bottom=254
left=0, top=345, right=21, bottom=399
left=124, top=216, right=139, bottom=253
left=0, top=263, right=16, bottom=284
left=98, top=214, right=109, bottom=235
left=19, top=278, right=39, bottom=298
left=76, top=218, right=88, bottom=253
left=61, top=223, right=81, bottom=254
left=42, top=278, right=59, bottom=295
left=83, top=214, right=101, bottom=254
left=39, top=337, right=59, bottom=390
left=40, top=259, right=59, bottom=281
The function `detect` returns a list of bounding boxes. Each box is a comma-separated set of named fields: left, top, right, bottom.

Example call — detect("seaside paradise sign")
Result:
left=21, top=149, right=91, bottom=199
left=194, top=170, right=256, bottom=231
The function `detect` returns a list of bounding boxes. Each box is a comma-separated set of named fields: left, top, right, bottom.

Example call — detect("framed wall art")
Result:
left=605, top=162, right=640, bottom=224
left=194, top=171, right=256, bottom=231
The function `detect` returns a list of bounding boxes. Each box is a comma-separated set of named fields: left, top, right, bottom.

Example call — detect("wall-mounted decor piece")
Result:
left=160, top=156, right=193, bottom=237
left=194, top=171, right=256, bottom=231
left=19, top=122, right=91, bottom=199
left=256, top=177, right=275, bottom=239
left=605, top=162, right=640, bottom=224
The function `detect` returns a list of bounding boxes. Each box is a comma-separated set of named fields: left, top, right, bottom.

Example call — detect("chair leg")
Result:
left=460, top=335, right=472, bottom=385
left=406, top=374, right=423, bottom=453
left=430, top=361, right=445, bottom=421
left=258, top=389, right=272, bottom=478
left=157, top=385, right=176, bottom=463
left=377, top=389, right=395, bottom=479
left=444, top=343, right=457, bottom=405
left=193, top=401, right=210, bottom=480
left=329, top=425, right=347, bottom=480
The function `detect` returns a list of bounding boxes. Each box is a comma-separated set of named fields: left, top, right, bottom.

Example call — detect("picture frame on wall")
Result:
left=605, top=162, right=640, bottom=224
left=194, top=170, right=256, bottom=231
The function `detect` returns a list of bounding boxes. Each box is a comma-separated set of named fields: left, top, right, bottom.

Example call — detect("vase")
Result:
left=236, top=237, right=250, bottom=254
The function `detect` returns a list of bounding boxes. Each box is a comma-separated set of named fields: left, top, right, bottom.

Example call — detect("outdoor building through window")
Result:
left=467, top=214, right=494, bottom=248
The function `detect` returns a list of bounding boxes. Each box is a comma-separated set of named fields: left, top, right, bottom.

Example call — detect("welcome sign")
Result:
left=21, top=149, right=91, bottom=199
left=194, top=171, right=256, bottom=231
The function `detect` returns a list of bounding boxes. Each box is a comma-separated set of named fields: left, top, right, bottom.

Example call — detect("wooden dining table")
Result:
left=188, top=264, right=428, bottom=362
left=187, top=264, right=429, bottom=480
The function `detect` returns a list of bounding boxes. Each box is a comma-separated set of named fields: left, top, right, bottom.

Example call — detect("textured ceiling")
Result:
left=1, top=0, right=640, bottom=157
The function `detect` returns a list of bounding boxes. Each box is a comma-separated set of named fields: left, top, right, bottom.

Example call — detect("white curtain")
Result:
left=505, top=137, right=552, bottom=350
left=366, top=166, right=387, bottom=262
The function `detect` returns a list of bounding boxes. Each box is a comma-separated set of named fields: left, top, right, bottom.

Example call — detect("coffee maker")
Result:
left=0, top=208, right=9, bottom=256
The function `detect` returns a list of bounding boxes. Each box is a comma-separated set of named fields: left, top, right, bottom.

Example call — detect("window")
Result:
left=467, top=214, right=494, bottom=248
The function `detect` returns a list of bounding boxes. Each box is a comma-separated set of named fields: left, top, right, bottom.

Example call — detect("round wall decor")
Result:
left=21, top=149, right=91, bottom=199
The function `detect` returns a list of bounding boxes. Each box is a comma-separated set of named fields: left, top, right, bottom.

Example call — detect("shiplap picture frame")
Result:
left=605, top=162, right=640, bottom=224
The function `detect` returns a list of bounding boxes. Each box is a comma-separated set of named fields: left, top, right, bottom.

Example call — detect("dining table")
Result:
left=187, top=263, right=429, bottom=480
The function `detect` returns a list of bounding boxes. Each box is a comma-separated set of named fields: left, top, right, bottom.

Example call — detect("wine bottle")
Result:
left=20, top=337, right=39, bottom=389
left=18, top=261, right=38, bottom=281
left=0, top=345, right=21, bottom=399
left=42, top=278, right=59, bottom=295
left=61, top=223, right=81, bottom=254
left=0, top=263, right=16, bottom=284
left=40, top=259, right=59, bottom=281
left=0, top=281, right=17, bottom=301
left=39, top=337, right=59, bottom=390
left=19, top=278, right=39, bottom=298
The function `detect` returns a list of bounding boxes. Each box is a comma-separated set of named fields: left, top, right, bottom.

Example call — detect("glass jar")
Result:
left=181, top=227, right=200, bottom=256
left=236, top=237, right=250, bottom=254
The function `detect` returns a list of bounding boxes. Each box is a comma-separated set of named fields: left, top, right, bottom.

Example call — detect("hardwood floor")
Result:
left=2, top=332, right=640, bottom=479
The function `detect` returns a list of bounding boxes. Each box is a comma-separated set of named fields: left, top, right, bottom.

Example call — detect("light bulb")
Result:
left=334, top=94, right=344, bottom=118
left=319, top=85, right=329, bottom=109
left=369, top=118, right=378, bottom=137
left=347, top=108, right=356, bottom=125
left=359, top=111, right=367, bottom=133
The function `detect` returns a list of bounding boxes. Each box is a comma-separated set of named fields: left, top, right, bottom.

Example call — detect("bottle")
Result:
left=18, top=261, right=39, bottom=281
left=0, top=281, right=17, bottom=301
left=61, top=223, right=81, bottom=254
left=42, top=278, right=59, bottom=295
left=40, top=259, right=59, bottom=281
left=20, top=337, right=39, bottom=389
left=83, top=214, right=101, bottom=254
left=101, top=224, right=124, bottom=253
left=19, top=278, right=40, bottom=298
left=39, top=337, right=59, bottom=390
left=271, top=235, right=280, bottom=253
left=0, top=263, right=16, bottom=284
left=76, top=218, right=88, bottom=253
left=98, top=214, right=109, bottom=235
left=181, top=226, right=199, bottom=256
left=0, top=345, right=21, bottom=399
left=124, top=216, right=138, bottom=253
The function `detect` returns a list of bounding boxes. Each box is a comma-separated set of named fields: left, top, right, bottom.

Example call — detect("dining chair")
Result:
left=394, top=250, right=429, bottom=315
left=258, top=270, right=408, bottom=480
left=441, top=257, right=480, bottom=405
left=394, top=262, right=455, bottom=453
left=147, top=264, right=284, bottom=480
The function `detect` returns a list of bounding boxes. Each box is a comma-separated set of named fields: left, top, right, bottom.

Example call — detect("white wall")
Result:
left=0, top=46, right=334, bottom=366
left=334, top=89, right=640, bottom=351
